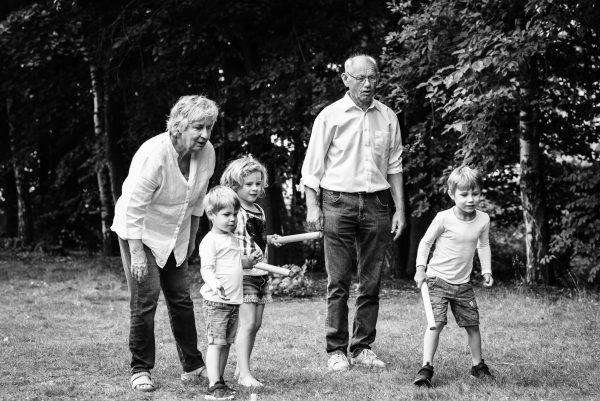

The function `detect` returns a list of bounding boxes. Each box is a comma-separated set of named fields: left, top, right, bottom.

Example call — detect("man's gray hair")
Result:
left=344, top=54, right=378, bottom=72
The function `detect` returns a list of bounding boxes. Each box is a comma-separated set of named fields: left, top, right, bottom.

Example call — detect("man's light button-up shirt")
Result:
left=301, top=94, right=403, bottom=194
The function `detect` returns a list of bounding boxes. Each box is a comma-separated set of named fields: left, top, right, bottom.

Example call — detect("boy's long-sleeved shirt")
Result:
left=199, top=231, right=243, bottom=304
left=416, top=208, right=492, bottom=284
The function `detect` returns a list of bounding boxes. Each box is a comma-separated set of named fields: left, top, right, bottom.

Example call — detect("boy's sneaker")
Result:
left=413, top=363, right=434, bottom=387
left=350, top=349, right=386, bottom=368
left=205, top=382, right=234, bottom=400
left=327, top=352, right=350, bottom=372
left=470, top=360, right=493, bottom=379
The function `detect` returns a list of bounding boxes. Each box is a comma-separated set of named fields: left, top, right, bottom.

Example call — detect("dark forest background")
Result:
left=0, top=0, right=599, bottom=287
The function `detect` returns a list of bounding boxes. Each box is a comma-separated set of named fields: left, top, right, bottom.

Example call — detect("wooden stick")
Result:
left=254, top=262, right=292, bottom=276
left=275, top=231, right=323, bottom=244
left=420, top=283, right=437, bottom=330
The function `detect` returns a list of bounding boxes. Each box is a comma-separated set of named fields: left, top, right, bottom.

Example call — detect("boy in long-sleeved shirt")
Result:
left=199, top=186, right=260, bottom=400
left=413, top=166, right=494, bottom=387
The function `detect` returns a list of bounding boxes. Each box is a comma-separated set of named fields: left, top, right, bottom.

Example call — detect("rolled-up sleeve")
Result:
left=113, top=155, right=160, bottom=240
left=301, top=112, right=334, bottom=191
left=387, top=112, right=403, bottom=175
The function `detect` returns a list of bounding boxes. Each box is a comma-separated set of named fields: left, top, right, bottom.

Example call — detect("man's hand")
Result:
left=483, top=273, right=494, bottom=287
left=391, top=209, right=407, bottom=241
left=306, top=205, right=323, bottom=231
left=414, top=265, right=426, bottom=289
left=130, top=249, right=148, bottom=282
left=268, top=234, right=283, bottom=248
left=304, top=186, right=323, bottom=231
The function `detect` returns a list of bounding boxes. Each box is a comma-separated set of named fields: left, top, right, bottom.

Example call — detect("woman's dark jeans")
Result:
left=119, top=238, right=205, bottom=374
left=321, top=189, right=391, bottom=357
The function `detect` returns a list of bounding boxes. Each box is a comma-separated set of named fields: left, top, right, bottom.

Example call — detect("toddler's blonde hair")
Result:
left=203, top=185, right=240, bottom=215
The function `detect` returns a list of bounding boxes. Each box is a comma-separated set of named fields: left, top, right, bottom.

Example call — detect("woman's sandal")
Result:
left=130, top=371, right=156, bottom=392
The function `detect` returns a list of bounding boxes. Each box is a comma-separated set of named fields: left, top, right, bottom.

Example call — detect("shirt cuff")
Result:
left=301, top=176, right=321, bottom=191
left=387, top=166, right=403, bottom=175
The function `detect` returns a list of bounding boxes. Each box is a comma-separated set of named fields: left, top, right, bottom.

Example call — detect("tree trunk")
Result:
left=90, top=63, right=116, bottom=255
left=2, top=166, right=18, bottom=237
left=6, top=97, right=33, bottom=247
left=404, top=212, right=433, bottom=278
left=104, top=88, right=127, bottom=203
left=518, top=59, right=551, bottom=285
left=96, top=165, right=115, bottom=256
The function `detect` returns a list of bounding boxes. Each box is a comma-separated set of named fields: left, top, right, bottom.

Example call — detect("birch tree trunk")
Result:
left=90, top=63, right=115, bottom=255
left=6, top=97, right=33, bottom=247
left=518, top=59, right=551, bottom=285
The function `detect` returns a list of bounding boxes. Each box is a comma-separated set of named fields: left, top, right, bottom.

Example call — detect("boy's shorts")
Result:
left=202, top=300, right=239, bottom=345
left=242, top=275, right=272, bottom=304
left=426, top=276, right=479, bottom=327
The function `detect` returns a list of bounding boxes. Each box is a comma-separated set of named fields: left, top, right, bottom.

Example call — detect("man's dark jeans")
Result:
left=119, top=238, right=205, bottom=374
left=321, top=189, right=391, bottom=357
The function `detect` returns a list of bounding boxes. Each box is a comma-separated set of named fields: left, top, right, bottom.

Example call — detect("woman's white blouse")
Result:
left=111, top=132, right=215, bottom=268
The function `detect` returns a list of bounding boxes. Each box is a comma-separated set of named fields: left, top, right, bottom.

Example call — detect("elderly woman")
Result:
left=111, top=95, right=218, bottom=392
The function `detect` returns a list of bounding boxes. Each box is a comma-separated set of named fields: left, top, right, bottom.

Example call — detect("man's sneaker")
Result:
left=181, top=366, right=208, bottom=382
left=327, top=352, right=350, bottom=372
left=471, top=360, right=493, bottom=379
left=413, top=363, right=434, bottom=387
left=205, top=382, right=234, bottom=400
left=350, top=349, right=386, bottom=368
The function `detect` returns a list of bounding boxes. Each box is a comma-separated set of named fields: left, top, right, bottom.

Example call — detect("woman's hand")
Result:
left=130, top=248, right=148, bottom=282
left=186, top=241, right=196, bottom=261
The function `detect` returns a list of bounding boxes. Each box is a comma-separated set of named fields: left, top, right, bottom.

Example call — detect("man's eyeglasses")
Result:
left=346, top=72, right=379, bottom=84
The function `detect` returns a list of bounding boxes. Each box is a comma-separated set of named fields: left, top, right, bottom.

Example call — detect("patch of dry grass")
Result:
left=0, top=254, right=599, bottom=400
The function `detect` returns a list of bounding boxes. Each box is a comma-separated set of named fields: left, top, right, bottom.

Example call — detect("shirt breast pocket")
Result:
left=372, top=130, right=390, bottom=159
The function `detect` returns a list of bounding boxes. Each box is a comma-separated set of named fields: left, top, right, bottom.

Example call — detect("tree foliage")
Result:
left=0, top=0, right=599, bottom=285
left=382, top=0, right=600, bottom=284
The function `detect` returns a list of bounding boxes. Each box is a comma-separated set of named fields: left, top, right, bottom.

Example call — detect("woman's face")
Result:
left=178, top=120, right=214, bottom=153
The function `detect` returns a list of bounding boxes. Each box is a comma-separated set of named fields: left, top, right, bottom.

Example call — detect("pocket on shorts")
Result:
left=426, top=276, right=438, bottom=288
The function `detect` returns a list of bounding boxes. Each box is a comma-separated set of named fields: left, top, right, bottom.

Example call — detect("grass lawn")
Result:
left=1, top=254, right=599, bottom=401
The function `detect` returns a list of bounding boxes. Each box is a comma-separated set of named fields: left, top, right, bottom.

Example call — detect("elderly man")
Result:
left=301, top=54, right=406, bottom=371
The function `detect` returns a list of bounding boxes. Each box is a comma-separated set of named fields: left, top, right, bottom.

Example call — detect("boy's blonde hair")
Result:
left=203, top=186, right=240, bottom=216
left=220, top=156, right=269, bottom=197
left=447, top=165, right=483, bottom=194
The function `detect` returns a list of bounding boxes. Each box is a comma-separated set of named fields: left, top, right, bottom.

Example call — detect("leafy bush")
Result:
left=549, top=161, right=600, bottom=284
left=269, top=261, right=314, bottom=298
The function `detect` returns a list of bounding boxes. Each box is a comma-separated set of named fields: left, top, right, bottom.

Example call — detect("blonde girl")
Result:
left=220, top=156, right=282, bottom=388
